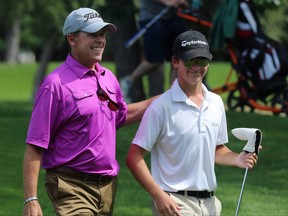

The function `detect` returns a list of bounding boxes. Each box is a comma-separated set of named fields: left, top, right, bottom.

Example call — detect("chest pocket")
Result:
left=104, top=85, right=117, bottom=101
left=72, top=89, right=97, bottom=116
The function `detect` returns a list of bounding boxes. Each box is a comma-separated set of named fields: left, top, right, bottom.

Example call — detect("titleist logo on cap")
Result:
left=83, top=12, right=102, bottom=22
left=181, top=40, right=208, bottom=47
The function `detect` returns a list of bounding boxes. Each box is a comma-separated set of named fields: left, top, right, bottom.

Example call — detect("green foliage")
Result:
left=254, top=0, right=281, bottom=8
left=1, top=0, right=287, bottom=62
left=262, top=2, right=288, bottom=43
left=0, top=0, right=110, bottom=60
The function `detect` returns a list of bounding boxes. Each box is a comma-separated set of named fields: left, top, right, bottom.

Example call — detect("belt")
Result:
left=175, top=190, right=214, bottom=198
left=47, top=167, right=114, bottom=184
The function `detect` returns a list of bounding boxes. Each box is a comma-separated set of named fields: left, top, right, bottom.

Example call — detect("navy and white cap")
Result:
left=63, top=8, right=117, bottom=35
left=173, top=30, right=212, bottom=61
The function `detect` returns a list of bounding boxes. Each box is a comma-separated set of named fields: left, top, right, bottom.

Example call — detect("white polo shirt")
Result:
left=132, top=80, right=228, bottom=192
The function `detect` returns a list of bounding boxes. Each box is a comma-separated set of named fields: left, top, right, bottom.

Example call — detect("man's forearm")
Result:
left=126, top=145, right=163, bottom=199
left=124, top=95, right=158, bottom=126
left=215, top=144, right=238, bottom=166
left=23, top=144, right=43, bottom=199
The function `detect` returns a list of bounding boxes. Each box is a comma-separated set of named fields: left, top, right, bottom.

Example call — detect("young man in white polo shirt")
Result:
left=126, top=30, right=260, bottom=216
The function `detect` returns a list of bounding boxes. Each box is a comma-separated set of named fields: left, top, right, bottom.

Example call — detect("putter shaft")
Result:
left=235, top=167, right=249, bottom=216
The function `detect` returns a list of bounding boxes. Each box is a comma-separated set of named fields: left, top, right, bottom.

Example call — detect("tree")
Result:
left=27, top=0, right=67, bottom=100
left=5, top=20, right=20, bottom=64
left=0, top=0, right=25, bottom=63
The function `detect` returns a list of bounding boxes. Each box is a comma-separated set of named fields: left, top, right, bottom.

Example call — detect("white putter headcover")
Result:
left=231, top=128, right=262, bottom=154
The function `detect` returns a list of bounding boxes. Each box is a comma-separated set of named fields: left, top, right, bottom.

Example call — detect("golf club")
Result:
left=231, top=128, right=262, bottom=216
left=124, top=6, right=170, bottom=48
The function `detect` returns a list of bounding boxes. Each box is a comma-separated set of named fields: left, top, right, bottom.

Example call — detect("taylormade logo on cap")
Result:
left=181, top=40, right=209, bottom=47
left=63, top=8, right=116, bottom=35
left=173, top=30, right=212, bottom=61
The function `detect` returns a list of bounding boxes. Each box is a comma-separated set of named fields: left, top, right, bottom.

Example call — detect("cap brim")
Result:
left=180, top=49, right=212, bottom=61
left=82, top=22, right=117, bottom=33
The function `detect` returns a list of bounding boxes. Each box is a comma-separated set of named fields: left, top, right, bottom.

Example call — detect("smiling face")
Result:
left=172, top=56, right=209, bottom=89
left=67, top=29, right=106, bottom=69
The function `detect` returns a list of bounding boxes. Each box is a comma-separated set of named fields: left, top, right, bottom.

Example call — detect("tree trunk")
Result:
left=4, top=20, right=20, bottom=64
left=105, top=0, right=146, bottom=102
left=32, top=35, right=57, bottom=102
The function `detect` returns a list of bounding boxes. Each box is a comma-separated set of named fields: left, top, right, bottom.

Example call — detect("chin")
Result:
left=95, top=56, right=102, bottom=62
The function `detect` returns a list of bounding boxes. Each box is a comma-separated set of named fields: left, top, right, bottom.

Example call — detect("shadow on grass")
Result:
left=0, top=101, right=32, bottom=117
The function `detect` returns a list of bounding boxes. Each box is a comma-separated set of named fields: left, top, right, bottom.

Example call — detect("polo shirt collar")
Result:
left=171, top=80, right=187, bottom=102
left=171, top=79, right=212, bottom=104
left=65, top=54, right=105, bottom=78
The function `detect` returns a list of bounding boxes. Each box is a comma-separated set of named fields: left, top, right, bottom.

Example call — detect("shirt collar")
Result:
left=171, top=80, right=187, bottom=102
left=171, top=79, right=212, bottom=104
left=65, top=54, right=106, bottom=78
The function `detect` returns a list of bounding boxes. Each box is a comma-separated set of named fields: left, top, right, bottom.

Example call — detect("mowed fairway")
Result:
left=0, top=62, right=287, bottom=215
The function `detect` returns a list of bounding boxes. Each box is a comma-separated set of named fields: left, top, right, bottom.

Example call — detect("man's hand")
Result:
left=236, top=151, right=259, bottom=169
left=154, top=191, right=181, bottom=216
left=23, top=200, right=43, bottom=216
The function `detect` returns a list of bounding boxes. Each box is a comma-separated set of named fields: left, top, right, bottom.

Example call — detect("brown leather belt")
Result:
left=175, top=190, right=214, bottom=198
left=47, top=167, right=114, bottom=184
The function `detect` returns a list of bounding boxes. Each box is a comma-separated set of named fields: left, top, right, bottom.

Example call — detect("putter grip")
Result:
left=254, top=130, right=261, bottom=155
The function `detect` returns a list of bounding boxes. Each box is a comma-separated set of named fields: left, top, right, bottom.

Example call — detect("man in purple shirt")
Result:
left=22, top=8, right=156, bottom=216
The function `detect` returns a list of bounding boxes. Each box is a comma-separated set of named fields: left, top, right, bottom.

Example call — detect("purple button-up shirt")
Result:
left=26, top=54, right=127, bottom=176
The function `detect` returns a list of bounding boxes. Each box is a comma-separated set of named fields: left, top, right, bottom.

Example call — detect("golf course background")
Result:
left=0, top=62, right=287, bottom=215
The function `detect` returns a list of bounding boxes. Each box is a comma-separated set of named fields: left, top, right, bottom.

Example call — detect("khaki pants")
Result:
left=152, top=193, right=222, bottom=216
left=45, top=168, right=118, bottom=216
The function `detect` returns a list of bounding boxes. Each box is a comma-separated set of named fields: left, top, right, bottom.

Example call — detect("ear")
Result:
left=171, top=55, right=179, bottom=68
left=66, top=35, right=77, bottom=46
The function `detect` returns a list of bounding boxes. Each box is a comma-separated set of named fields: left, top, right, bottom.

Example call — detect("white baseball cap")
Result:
left=63, top=8, right=117, bottom=35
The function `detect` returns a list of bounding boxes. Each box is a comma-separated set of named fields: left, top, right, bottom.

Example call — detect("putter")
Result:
left=124, top=6, right=170, bottom=48
left=231, top=128, right=262, bottom=216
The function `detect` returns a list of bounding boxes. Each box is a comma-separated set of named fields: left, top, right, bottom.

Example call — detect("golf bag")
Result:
left=210, top=0, right=288, bottom=114
left=234, top=0, right=288, bottom=97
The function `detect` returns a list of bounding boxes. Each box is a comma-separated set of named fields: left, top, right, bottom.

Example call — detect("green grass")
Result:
left=0, top=62, right=287, bottom=216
